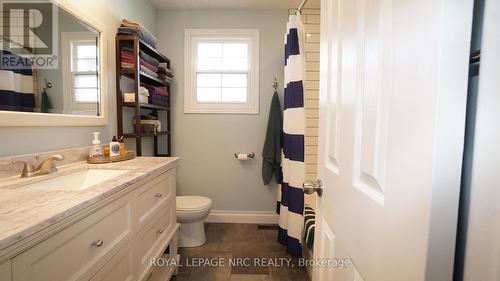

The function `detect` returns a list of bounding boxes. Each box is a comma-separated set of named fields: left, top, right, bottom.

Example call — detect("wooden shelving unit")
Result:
left=115, top=34, right=172, bottom=156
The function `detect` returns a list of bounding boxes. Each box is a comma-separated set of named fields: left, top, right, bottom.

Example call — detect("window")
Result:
left=71, top=40, right=98, bottom=103
left=62, top=32, right=99, bottom=114
left=184, top=29, right=259, bottom=114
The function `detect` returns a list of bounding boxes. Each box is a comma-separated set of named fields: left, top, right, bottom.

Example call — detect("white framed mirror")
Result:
left=0, top=0, right=108, bottom=126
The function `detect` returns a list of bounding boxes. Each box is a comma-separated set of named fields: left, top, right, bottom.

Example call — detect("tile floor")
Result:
left=171, top=223, right=311, bottom=281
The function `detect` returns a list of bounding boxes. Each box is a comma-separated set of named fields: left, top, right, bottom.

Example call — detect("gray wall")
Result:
left=156, top=9, right=287, bottom=211
left=0, top=0, right=157, bottom=156
left=0, top=5, right=288, bottom=213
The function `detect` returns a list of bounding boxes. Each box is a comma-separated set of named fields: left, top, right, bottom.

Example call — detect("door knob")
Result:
left=303, top=179, right=323, bottom=196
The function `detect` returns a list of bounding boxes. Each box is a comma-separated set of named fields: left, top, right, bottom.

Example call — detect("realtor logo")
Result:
left=0, top=0, right=58, bottom=68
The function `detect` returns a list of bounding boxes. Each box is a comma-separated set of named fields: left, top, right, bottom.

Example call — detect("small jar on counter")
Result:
left=103, top=146, right=110, bottom=157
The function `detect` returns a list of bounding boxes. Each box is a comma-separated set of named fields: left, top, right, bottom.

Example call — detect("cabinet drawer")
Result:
left=135, top=203, right=176, bottom=280
left=90, top=246, right=134, bottom=281
left=12, top=197, right=133, bottom=281
left=134, top=169, right=174, bottom=227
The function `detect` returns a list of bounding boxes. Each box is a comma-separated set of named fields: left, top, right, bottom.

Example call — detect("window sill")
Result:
left=184, top=107, right=259, bottom=115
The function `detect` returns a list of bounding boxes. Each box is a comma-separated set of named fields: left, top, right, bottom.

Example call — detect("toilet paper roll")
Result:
left=236, top=153, right=248, bottom=160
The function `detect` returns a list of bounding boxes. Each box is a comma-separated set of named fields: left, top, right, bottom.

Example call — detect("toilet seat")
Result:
left=176, top=196, right=212, bottom=212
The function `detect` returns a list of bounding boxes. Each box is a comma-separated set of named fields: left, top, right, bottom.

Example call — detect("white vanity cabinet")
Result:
left=12, top=195, right=134, bottom=281
left=5, top=166, right=178, bottom=281
left=90, top=247, right=135, bottom=281
left=134, top=203, right=176, bottom=280
left=0, top=259, right=11, bottom=281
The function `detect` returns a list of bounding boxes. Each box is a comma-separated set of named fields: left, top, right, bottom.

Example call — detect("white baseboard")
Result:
left=205, top=210, right=279, bottom=224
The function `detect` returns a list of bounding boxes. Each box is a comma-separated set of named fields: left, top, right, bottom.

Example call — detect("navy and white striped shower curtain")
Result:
left=0, top=50, right=35, bottom=112
left=277, top=12, right=305, bottom=258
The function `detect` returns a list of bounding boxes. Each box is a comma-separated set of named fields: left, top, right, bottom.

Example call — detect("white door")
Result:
left=462, top=0, right=500, bottom=279
left=313, top=0, right=474, bottom=280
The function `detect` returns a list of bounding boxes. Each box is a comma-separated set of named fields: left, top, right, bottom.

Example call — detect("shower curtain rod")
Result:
left=297, top=0, right=308, bottom=13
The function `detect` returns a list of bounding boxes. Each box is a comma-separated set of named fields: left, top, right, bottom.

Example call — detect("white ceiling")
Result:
left=149, top=0, right=320, bottom=10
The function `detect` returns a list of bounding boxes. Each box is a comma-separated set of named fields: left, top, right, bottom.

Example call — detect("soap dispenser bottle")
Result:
left=109, top=136, right=121, bottom=157
left=90, top=132, right=103, bottom=158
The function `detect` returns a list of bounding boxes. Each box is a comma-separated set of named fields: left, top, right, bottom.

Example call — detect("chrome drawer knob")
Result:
left=91, top=239, right=104, bottom=247
left=155, top=193, right=162, bottom=198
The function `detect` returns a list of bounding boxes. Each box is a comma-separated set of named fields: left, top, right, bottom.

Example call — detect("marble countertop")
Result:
left=0, top=156, right=179, bottom=252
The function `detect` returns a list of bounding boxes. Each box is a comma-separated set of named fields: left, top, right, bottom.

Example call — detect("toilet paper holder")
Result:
left=234, top=152, right=255, bottom=159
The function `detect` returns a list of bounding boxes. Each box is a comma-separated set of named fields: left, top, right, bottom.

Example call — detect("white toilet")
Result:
left=176, top=196, right=213, bottom=247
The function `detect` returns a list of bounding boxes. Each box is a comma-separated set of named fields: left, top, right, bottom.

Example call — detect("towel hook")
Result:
left=272, top=78, right=278, bottom=91
left=43, top=78, right=52, bottom=91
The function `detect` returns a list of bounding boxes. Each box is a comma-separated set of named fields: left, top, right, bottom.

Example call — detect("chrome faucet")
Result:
left=19, top=155, right=65, bottom=178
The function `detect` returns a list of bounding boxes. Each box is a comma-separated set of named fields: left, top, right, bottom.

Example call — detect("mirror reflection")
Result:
left=0, top=4, right=100, bottom=116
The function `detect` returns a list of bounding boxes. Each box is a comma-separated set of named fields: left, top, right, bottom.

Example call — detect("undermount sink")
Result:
left=22, top=169, right=130, bottom=191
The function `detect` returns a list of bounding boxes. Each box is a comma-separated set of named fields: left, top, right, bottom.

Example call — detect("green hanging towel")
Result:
left=40, top=89, right=52, bottom=113
left=262, top=91, right=283, bottom=185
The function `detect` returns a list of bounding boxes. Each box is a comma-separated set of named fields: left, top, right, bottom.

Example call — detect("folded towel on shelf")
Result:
left=144, top=85, right=168, bottom=96
left=119, top=19, right=158, bottom=47
left=149, top=95, right=169, bottom=102
left=121, top=62, right=135, bottom=69
left=121, top=46, right=160, bottom=66
left=117, top=28, right=156, bottom=49
left=121, top=51, right=134, bottom=61
left=139, top=86, right=149, bottom=96
left=148, top=90, right=169, bottom=106
left=121, top=54, right=158, bottom=74
left=121, top=19, right=157, bottom=42
left=139, top=65, right=158, bottom=78
left=157, top=67, right=174, bottom=82
left=158, top=66, right=174, bottom=77
left=121, top=46, right=134, bottom=53
left=140, top=50, right=159, bottom=67
left=121, top=60, right=162, bottom=79
left=149, top=95, right=169, bottom=107
left=157, top=75, right=172, bottom=84
left=140, top=59, right=158, bottom=73
left=157, top=67, right=166, bottom=79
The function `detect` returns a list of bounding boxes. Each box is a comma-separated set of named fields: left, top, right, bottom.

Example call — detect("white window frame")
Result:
left=61, top=32, right=100, bottom=115
left=184, top=29, right=260, bottom=114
